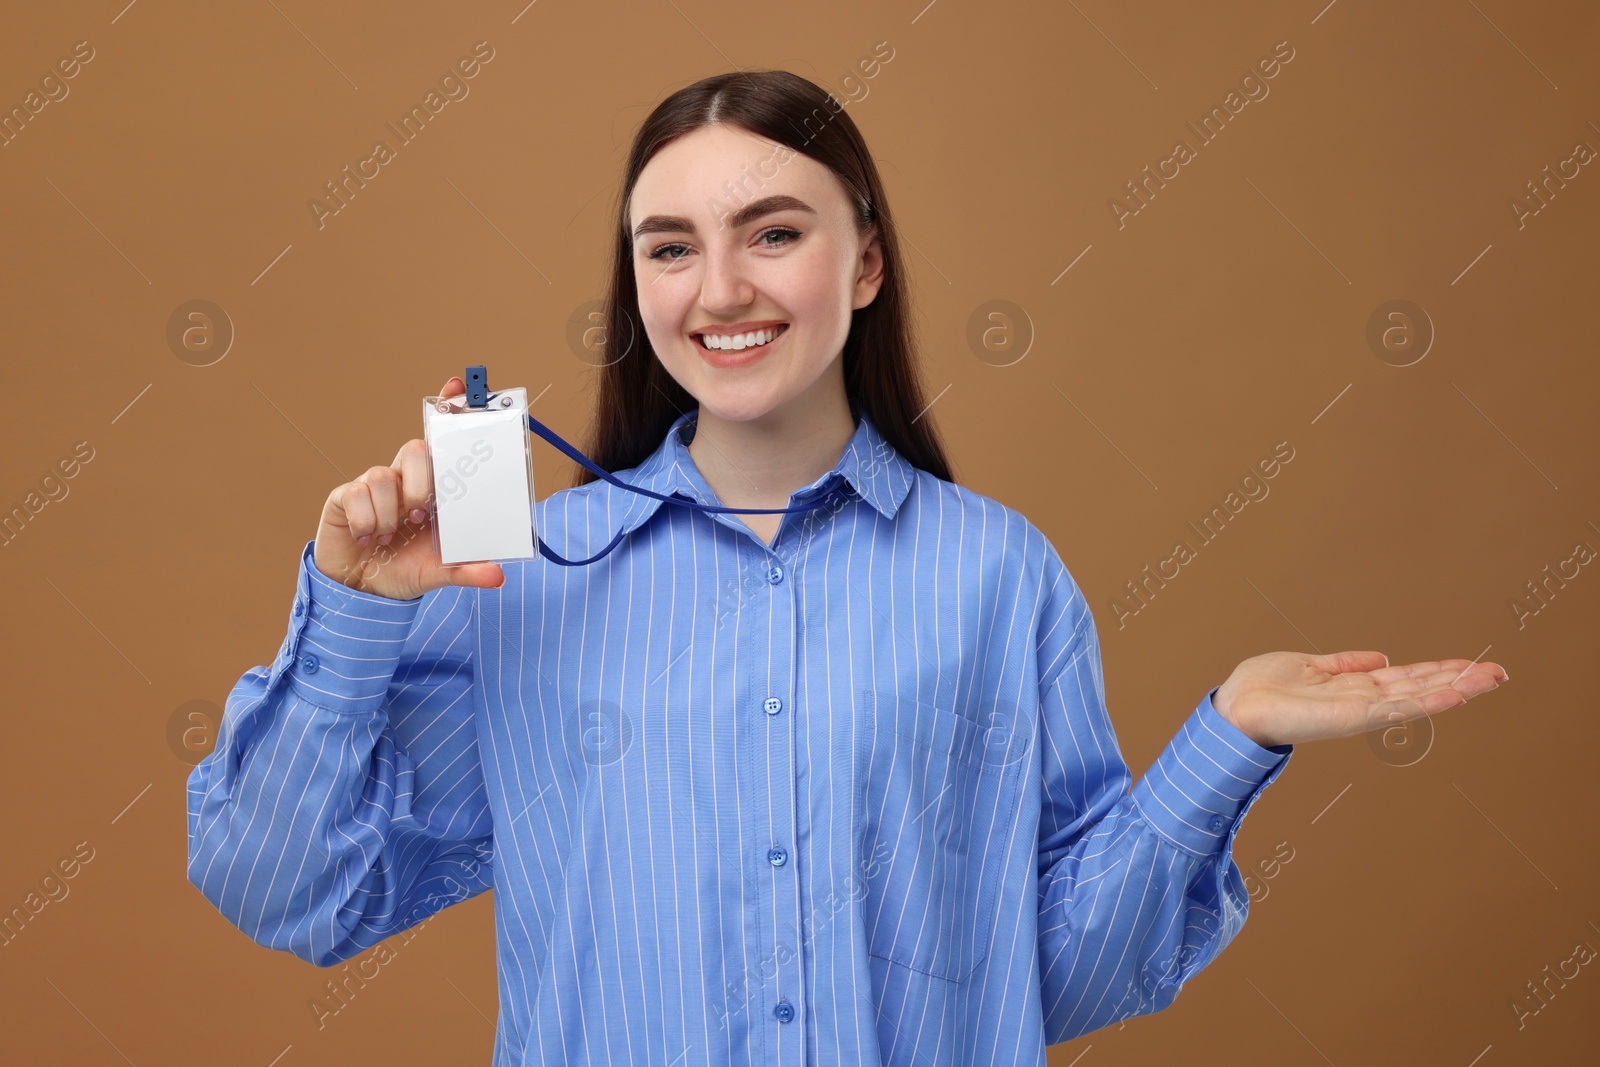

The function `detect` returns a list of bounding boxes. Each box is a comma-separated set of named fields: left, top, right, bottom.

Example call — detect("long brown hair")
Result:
left=572, top=69, right=956, bottom=487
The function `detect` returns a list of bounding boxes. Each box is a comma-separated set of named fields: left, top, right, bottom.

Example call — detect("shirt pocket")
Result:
left=857, top=690, right=1025, bottom=982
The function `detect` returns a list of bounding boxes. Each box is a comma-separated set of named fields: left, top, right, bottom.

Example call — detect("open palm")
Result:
left=1213, top=650, right=1508, bottom=749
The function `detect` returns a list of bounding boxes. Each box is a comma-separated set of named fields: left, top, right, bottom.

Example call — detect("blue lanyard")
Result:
left=525, top=411, right=842, bottom=567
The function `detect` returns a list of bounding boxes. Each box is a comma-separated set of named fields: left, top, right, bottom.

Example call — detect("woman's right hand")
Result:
left=313, top=376, right=507, bottom=601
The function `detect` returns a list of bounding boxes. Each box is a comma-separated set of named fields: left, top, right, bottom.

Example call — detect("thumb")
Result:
left=438, top=562, right=505, bottom=590
left=1316, top=650, right=1389, bottom=674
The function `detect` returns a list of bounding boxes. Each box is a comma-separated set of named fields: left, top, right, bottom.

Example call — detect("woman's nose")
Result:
left=698, top=246, right=754, bottom=310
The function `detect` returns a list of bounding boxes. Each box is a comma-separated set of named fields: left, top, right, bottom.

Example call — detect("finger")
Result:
left=339, top=481, right=377, bottom=542
left=1382, top=665, right=1505, bottom=697
left=1376, top=667, right=1471, bottom=694
left=390, top=438, right=432, bottom=524
left=1363, top=659, right=1480, bottom=686
left=1369, top=687, right=1465, bottom=724
left=357, top=465, right=403, bottom=538
left=442, top=376, right=464, bottom=396
left=1374, top=674, right=1500, bottom=723
left=1455, top=660, right=1510, bottom=684
left=1369, top=695, right=1430, bottom=726
left=1442, top=669, right=1504, bottom=698
left=1402, top=685, right=1476, bottom=715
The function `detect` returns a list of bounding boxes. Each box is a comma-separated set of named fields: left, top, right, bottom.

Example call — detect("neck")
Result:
left=686, top=375, right=856, bottom=510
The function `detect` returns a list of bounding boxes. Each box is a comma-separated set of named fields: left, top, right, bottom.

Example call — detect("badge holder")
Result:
left=422, top=366, right=537, bottom=566
left=422, top=364, right=849, bottom=569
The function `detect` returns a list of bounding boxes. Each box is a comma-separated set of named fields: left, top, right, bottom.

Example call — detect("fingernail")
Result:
left=410, top=508, right=427, bottom=524
left=357, top=534, right=371, bottom=547
left=378, top=532, right=393, bottom=545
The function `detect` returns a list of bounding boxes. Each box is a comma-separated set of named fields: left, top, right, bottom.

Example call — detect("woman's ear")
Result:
left=852, top=227, right=886, bottom=310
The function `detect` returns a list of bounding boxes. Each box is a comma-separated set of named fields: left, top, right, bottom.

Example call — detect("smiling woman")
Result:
left=575, top=72, right=954, bottom=508
left=188, top=67, right=1505, bottom=1067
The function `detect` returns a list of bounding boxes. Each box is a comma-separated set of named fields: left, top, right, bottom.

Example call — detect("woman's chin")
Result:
left=691, top=390, right=789, bottom=425
left=696, top=403, right=776, bottom=425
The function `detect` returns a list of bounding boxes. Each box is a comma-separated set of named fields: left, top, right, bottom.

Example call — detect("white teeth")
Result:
left=701, top=327, right=780, bottom=351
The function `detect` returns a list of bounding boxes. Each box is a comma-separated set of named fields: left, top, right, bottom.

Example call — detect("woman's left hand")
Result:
left=1212, top=651, right=1509, bottom=750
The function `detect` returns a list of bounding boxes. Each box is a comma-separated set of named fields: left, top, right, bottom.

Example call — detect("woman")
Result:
left=186, top=70, right=1506, bottom=1065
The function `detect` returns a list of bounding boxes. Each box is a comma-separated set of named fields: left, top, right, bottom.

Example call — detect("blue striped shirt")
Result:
left=187, top=404, right=1293, bottom=1065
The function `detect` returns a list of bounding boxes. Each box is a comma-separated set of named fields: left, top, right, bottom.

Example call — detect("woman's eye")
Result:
left=758, top=226, right=800, bottom=247
left=646, top=243, right=689, bottom=262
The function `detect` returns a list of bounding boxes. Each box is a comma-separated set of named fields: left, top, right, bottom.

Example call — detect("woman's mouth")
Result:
left=692, top=323, right=789, bottom=367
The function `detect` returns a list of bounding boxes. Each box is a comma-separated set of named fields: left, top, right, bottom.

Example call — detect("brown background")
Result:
left=2, top=0, right=1597, bottom=1064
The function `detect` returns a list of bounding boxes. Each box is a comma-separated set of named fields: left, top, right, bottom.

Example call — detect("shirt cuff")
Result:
left=280, top=539, right=424, bottom=714
left=1129, top=686, right=1293, bottom=855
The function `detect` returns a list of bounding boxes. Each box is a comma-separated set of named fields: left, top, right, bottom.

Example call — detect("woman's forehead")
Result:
left=629, top=126, right=839, bottom=227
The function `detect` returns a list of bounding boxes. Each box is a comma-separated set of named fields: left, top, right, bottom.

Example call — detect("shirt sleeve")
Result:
left=186, top=539, right=494, bottom=967
left=1033, top=564, right=1292, bottom=1042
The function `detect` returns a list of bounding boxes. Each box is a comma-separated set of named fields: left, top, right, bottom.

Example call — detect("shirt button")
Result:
left=292, top=600, right=305, bottom=618
left=1208, top=815, right=1226, bottom=832
left=767, top=847, right=788, bottom=867
left=763, top=697, right=782, bottom=715
left=773, top=1000, right=795, bottom=1023
left=767, top=564, right=784, bottom=584
left=299, top=653, right=319, bottom=675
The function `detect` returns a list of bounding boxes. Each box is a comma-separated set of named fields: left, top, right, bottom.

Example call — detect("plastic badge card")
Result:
left=422, top=379, right=537, bottom=566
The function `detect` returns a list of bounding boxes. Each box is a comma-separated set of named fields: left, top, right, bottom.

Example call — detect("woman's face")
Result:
left=628, top=123, right=883, bottom=424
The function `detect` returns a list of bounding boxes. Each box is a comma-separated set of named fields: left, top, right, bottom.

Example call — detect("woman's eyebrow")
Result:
left=632, top=194, right=817, bottom=239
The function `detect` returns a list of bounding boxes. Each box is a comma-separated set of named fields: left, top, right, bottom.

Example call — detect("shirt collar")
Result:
left=605, top=399, right=916, bottom=540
